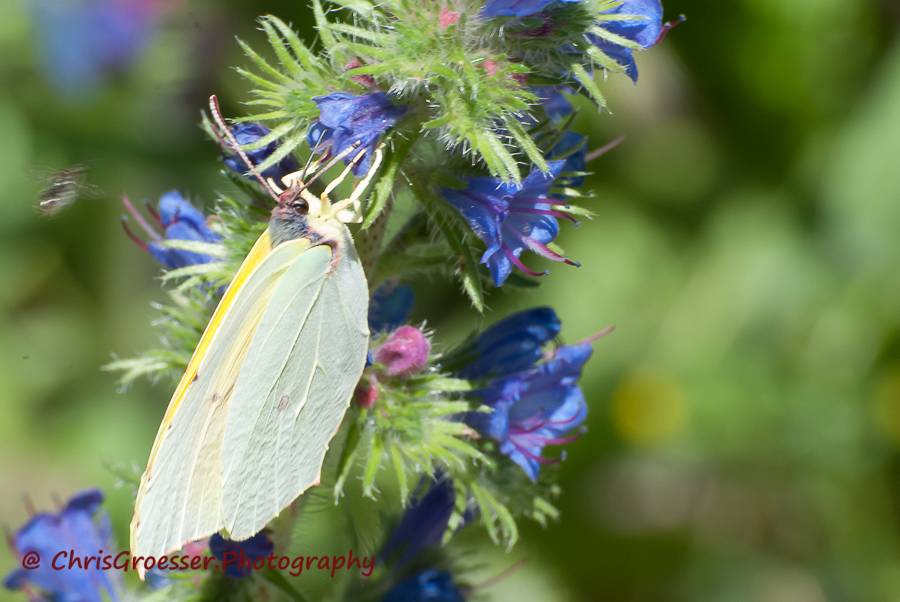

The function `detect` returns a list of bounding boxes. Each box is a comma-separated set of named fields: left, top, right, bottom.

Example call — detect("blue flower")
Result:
left=549, top=132, right=587, bottom=189
left=533, top=86, right=574, bottom=122
left=455, top=307, right=561, bottom=380
left=369, top=281, right=415, bottom=333
left=590, top=0, right=664, bottom=81
left=209, top=532, right=274, bottom=578
left=308, top=92, right=406, bottom=175
left=28, top=0, right=162, bottom=97
left=223, top=123, right=300, bottom=182
left=381, top=478, right=456, bottom=567
left=482, top=0, right=580, bottom=18
left=4, top=489, right=120, bottom=602
left=383, top=569, right=465, bottom=602
left=146, top=191, right=221, bottom=269
left=442, top=161, right=579, bottom=286
left=468, top=343, right=592, bottom=480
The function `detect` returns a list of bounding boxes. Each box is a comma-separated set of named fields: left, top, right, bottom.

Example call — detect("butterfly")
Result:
left=130, top=95, right=383, bottom=573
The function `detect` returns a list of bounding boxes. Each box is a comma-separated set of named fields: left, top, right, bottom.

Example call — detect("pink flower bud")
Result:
left=482, top=59, right=500, bottom=77
left=375, top=325, right=431, bottom=377
left=354, top=377, right=379, bottom=409
left=439, top=8, right=460, bottom=30
left=344, top=57, right=376, bottom=88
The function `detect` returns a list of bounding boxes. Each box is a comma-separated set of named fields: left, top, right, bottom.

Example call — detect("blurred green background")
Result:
left=3, top=0, right=900, bottom=600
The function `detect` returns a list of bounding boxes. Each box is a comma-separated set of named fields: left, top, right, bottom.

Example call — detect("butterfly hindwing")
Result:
left=221, top=235, right=369, bottom=538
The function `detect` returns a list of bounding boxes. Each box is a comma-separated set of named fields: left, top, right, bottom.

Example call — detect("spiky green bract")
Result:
left=238, top=5, right=615, bottom=306
left=331, top=350, right=563, bottom=552
left=240, top=2, right=647, bottom=185
left=103, top=287, right=214, bottom=387
left=105, top=193, right=269, bottom=387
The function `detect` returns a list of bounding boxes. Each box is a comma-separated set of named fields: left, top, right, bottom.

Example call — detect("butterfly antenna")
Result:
left=208, top=95, right=281, bottom=201
left=294, top=141, right=364, bottom=195
left=302, top=129, right=327, bottom=181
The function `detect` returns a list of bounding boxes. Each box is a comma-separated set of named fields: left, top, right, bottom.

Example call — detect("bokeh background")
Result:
left=2, top=0, right=900, bottom=600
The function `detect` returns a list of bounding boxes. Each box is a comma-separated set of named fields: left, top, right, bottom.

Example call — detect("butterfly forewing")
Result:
left=131, top=233, right=313, bottom=565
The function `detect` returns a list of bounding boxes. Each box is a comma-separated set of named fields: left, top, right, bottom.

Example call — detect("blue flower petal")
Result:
left=147, top=192, right=220, bottom=270
left=381, top=478, right=456, bottom=567
left=4, top=489, right=119, bottom=602
left=157, top=190, right=207, bottom=231
left=223, top=123, right=299, bottom=182
left=457, top=307, right=561, bottom=380
left=533, top=86, right=574, bottom=122
left=603, top=0, right=664, bottom=48
left=369, top=282, right=415, bottom=333
left=209, top=532, right=274, bottom=578
left=591, top=0, right=664, bottom=81
left=383, top=569, right=465, bottom=602
left=441, top=160, right=573, bottom=286
left=465, top=335, right=593, bottom=480
left=309, top=92, right=406, bottom=175
left=482, top=0, right=581, bottom=18
left=550, top=132, right=587, bottom=188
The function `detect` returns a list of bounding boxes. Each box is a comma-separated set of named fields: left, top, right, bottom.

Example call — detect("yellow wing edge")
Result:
left=131, top=229, right=276, bottom=557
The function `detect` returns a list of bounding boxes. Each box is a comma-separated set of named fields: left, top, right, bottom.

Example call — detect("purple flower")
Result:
left=590, top=0, right=664, bottom=81
left=383, top=569, right=464, bottom=602
left=442, top=161, right=579, bottom=286
left=223, top=123, right=300, bottom=182
left=381, top=478, right=456, bottom=567
left=468, top=343, right=592, bottom=480
left=28, top=0, right=163, bottom=97
left=453, top=307, right=561, bottom=380
left=369, top=281, right=415, bottom=333
left=308, top=92, right=406, bottom=174
left=482, top=0, right=580, bottom=18
left=4, top=489, right=120, bottom=602
left=144, top=191, right=221, bottom=269
left=375, top=326, right=431, bottom=377
left=209, top=532, right=274, bottom=578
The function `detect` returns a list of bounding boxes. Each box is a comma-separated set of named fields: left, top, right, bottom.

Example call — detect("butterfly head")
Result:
left=269, top=172, right=356, bottom=246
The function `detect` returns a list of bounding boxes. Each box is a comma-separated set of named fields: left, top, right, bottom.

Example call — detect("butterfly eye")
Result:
left=290, top=199, right=309, bottom=215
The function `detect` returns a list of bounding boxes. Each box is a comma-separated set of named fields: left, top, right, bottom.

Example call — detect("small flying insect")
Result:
left=35, top=165, right=102, bottom=216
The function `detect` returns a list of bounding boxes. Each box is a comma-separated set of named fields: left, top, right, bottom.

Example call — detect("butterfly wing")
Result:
left=131, top=230, right=313, bottom=567
left=219, top=234, right=369, bottom=539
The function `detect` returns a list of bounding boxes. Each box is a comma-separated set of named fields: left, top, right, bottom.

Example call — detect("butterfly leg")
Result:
left=330, top=144, right=385, bottom=223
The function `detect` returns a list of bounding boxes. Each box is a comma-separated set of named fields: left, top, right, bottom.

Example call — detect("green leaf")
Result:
left=571, top=63, right=606, bottom=109
left=362, top=432, right=383, bottom=498
left=504, top=117, right=550, bottom=173
left=329, top=0, right=377, bottom=19
left=480, top=129, right=521, bottom=183
left=363, top=133, right=418, bottom=228
left=260, top=569, right=310, bottom=602
left=236, top=39, right=293, bottom=85
left=312, top=0, right=339, bottom=51
left=390, top=444, right=410, bottom=503
left=260, top=19, right=302, bottom=77
left=427, top=206, right=485, bottom=312
left=334, top=415, right=363, bottom=501
left=265, top=16, right=320, bottom=71
left=330, top=22, right=390, bottom=44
